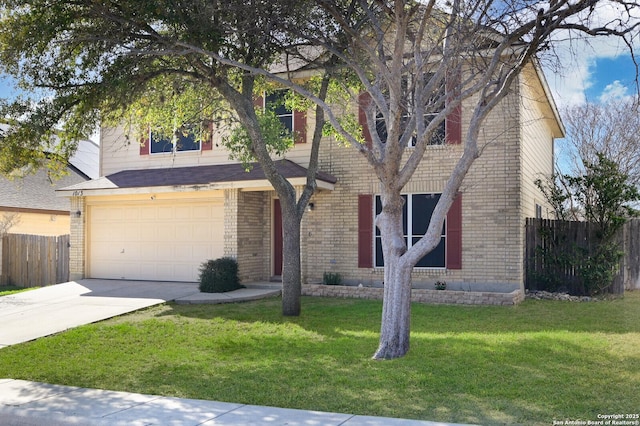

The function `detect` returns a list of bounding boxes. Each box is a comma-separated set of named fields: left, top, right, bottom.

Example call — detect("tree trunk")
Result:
left=373, top=193, right=413, bottom=359
left=280, top=196, right=302, bottom=316
left=373, top=254, right=413, bottom=359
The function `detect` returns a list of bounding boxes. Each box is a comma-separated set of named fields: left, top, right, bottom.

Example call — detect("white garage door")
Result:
left=88, top=199, right=224, bottom=282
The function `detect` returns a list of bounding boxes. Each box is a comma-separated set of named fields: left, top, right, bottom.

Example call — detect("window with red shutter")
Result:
left=142, top=122, right=213, bottom=155
left=264, top=90, right=306, bottom=144
left=357, top=73, right=462, bottom=147
left=364, top=193, right=462, bottom=269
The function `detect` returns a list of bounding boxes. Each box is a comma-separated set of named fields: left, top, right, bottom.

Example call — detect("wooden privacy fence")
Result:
left=1, top=234, right=70, bottom=287
left=525, top=218, right=640, bottom=295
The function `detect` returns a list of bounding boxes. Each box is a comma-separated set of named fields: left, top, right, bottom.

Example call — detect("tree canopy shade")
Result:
left=1, top=0, right=639, bottom=358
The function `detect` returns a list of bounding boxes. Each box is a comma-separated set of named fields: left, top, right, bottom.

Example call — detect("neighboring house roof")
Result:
left=1, top=123, right=100, bottom=180
left=70, top=138, right=100, bottom=179
left=58, top=159, right=337, bottom=196
left=0, top=166, right=89, bottom=213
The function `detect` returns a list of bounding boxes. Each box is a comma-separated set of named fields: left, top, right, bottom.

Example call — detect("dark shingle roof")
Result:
left=0, top=167, right=88, bottom=212
left=106, top=159, right=337, bottom=189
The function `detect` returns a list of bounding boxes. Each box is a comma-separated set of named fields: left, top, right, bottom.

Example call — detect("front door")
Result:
left=273, top=199, right=283, bottom=276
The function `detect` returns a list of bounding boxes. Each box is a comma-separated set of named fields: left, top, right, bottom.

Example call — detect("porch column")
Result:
left=296, top=185, right=309, bottom=285
left=69, top=196, right=86, bottom=281
left=223, top=188, right=239, bottom=259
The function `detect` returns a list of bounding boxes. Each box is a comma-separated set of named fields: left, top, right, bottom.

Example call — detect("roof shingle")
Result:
left=105, top=159, right=337, bottom=189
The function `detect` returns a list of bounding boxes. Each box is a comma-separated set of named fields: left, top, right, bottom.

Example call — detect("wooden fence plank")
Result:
left=1, top=234, right=70, bottom=288
left=525, top=218, right=640, bottom=295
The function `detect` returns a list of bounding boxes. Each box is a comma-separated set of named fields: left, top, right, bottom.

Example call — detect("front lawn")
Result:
left=0, top=293, right=638, bottom=425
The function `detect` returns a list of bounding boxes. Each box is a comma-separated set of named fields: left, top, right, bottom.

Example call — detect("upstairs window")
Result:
left=150, top=125, right=201, bottom=154
left=374, top=74, right=446, bottom=146
left=265, top=90, right=294, bottom=134
left=375, top=111, right=445, bottom=146
left=359, top=72, right=460, bottom=147
left=258, top=89, right=307, bottom=144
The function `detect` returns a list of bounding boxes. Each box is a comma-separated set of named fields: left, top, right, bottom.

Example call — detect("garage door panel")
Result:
left=191, top=205, right=212, bottom=220
left=123, top=207, right=140, bottom=221
left=92, top=207, right=123, bottom=221
left=89, top=199, right=224, bottom=282
left=174, top=223, right=195, bottom=242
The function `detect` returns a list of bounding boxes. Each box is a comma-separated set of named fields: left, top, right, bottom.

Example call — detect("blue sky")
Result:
left=0, top=75, right=18, bottom=100
left=583, top=55, right=638, bottom=102
left=550, top=53, right=638, bottom=106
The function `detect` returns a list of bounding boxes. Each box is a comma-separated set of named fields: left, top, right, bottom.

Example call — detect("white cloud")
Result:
left=541, top=0, right=638, bottom=108
left=542, top=36, right=633, bottom=108
left=599, top=80, right=630, bottom=102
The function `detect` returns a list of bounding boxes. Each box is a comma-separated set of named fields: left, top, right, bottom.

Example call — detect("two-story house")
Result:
left=57, top=60, right=563, bottom=301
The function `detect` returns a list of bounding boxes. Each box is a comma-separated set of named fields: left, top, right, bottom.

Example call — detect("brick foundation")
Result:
left=301, top=284, right=524, bottom=305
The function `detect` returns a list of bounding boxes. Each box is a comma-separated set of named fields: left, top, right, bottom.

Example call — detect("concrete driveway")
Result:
left=0, top=279, right=202, bottom=348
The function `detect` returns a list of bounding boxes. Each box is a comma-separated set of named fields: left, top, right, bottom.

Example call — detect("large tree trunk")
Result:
left=373, top=255, right=413, bottom=359
left=373, top=192, right=413, bottom=359
left=281, top=202, right=302, bottom=316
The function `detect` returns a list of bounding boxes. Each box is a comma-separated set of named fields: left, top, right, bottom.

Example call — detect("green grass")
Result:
left=1, top=293, right=639, bottom=425
left=0, top=285, right=36, bottom=296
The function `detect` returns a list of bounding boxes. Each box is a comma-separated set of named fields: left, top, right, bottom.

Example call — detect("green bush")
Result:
left=198, top=257, right=242, bottom=293
left=322, top=272, right=342, bottom=285
left=434, top=280, right=447, bottom=290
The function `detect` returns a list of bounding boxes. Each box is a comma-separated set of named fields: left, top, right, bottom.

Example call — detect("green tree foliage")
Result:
left=0, top=0, right=326, bottom=317
left=535, top=154, right=639, bottom=295
left=568, top=154, right=639, bottom=240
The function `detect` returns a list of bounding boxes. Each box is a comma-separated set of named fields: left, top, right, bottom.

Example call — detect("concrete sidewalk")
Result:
left=0, top=279, right=281, bottom=348
left=0, top=379, right=469, bottom=426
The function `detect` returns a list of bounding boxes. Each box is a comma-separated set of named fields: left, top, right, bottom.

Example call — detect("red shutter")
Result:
left=446, top=194, right=462, bottom=269
left=445, top=104, right=462, bottom=145
left=294, top=110, right=307, bottom=144
left=202, top=121, right=213, bottom=151
left=445, top=73, right=462, bottom=145
left=140, top=135, right=150, bottom=156
left=254, top=95, right=264, bottom=108
left=358, top=194, right=373, bottom=268
left=358, top=92, right=373, bottom=148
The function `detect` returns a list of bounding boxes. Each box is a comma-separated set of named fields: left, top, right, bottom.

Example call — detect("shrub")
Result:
left=198, top=257, right=242, bottom=293
left=434, top=280, right=447, bottom=290
left=322, top=272, right=342, bottom=285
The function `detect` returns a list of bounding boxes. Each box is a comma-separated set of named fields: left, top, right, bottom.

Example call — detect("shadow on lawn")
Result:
left=140, top=295, right=640, bottom=425
left=158, top=292, right=640, bottom=335
left=129, top=327, right=640, bottom=425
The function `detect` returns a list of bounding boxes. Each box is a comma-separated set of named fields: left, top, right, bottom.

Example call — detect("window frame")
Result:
left=149, top=124, right=202, bottom=155
left=373, top=73, right=446, bottom=147
left=264, top=89, right=295, bottom=135
left=374, top=193, right=447, bottom=269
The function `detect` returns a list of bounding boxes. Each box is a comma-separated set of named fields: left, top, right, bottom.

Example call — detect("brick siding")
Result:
left=302, top=284, right=524, bottom=305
